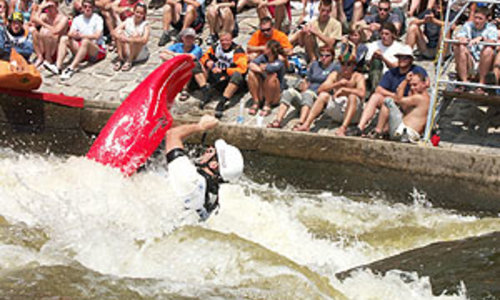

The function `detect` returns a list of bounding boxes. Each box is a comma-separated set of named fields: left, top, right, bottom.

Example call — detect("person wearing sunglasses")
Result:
left=356, top=0, right=401, bottom=41
left=44, top=0, right=106, bottom=80
left=246, top=16, right=292, bottom=61
left=165, top=115, right=244, bottom=221
left=294, top=44, right=366, bottom=135
left=267, top=45, right=337, bottom=129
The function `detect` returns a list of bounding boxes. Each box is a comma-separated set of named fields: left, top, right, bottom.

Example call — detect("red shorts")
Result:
left=77, top=41, right=106, bottom=62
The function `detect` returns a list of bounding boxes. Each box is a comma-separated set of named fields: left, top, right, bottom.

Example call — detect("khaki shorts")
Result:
left=324, top=95, right=362, bottom=124
left=280, top=88, right=316, bottom=108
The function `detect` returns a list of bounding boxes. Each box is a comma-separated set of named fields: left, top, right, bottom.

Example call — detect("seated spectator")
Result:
left=44, top=0, right=106, bottom=80
left=196, top=31, right=248, bottom=118
left=352, top=45, right=428, bottom=136
left=159, top=27, right=202, bottom=61
left=454, top=6, right=496, bottom=94
left=112, top=2, right=149, bottom=72
left=102, top=0, right=141, bottom=51
left=247, top=16, right=293, bottom=60
left=160, top=27, right=203, bottom=101
left=157, top=0, right=205, bottom=46
left=289, top=0, right=340, bottom=62
left=267, top=45, right=337, bottom=129
left=0, top=12, right=33, bottom=61
left=294, top=44, right=366, bottom=135
left=365, top=22, right=404, bottom=92
left=406, top=0, right=451, bottom=60
left=0, top=0, right=8, bottom=25
left=334, top=0, right=367, bottom=31
left=247, top=39, right=288, bottom=116
left=31, top=0, right=68, bottom=68
left=356, top=0, right=401, bottom=41
left=205, top=0, right=237, bottom=46
left=377, top=72, right=430, bottom=142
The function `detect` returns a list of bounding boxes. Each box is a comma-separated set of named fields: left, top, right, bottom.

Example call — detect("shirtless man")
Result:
left=294, top=46, right=365, bottom=134
left=32, top=0, right=68, bottom=67
left=377, top=72, right=430, bottom=142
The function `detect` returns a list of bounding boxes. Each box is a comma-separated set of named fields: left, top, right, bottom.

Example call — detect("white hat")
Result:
left=394, top=45, right=415, bottom=59
left=180, top=28, right=196, bottom=38
left=215, top=139, right=244, bottom=182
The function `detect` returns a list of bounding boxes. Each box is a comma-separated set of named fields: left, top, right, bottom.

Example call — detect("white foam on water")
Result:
left=0, top=151, right=497, bottom=299
left=334, top=269, right=467, bottom=300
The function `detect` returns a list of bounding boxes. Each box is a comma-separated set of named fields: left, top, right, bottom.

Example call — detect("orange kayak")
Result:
left=0, top=49, right=42, bottom=91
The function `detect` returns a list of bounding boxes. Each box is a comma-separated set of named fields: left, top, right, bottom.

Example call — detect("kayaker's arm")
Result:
left=166, top=115, right=219, bottom=153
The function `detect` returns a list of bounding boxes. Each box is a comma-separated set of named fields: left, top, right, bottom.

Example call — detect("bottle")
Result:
left=236, top=101, right=245, bottom=124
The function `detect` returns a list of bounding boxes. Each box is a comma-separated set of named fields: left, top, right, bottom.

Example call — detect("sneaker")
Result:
left=43, top=61, right=60, bottom=75
left=158, top=31, right=171, bottom=47
left=60, top=67, right=75, bottom=81
left=214, top=99, right=227, bottom=119
left=148, top=0, right=165, bottom=9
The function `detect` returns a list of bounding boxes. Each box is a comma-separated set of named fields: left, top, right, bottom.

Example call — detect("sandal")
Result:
left=121, top=62, right=133, bottom=72
left=267, top=119, right=282, bottom=128
left=113, top=60, right=124, bottom=71
left=248, top=103, right=259, bottom=115
left=292, top=122, right=303, bottom=131
left=179, top=91, right=189, bottom=101
left=474, top=87, right=488, bottom=95
left=260, top=106, right=272, bottom=117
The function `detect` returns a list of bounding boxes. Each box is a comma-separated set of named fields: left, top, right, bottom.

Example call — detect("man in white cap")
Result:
left=165, top=115, right=244, bottom=220
left=350, top=44, right=429, bottom=138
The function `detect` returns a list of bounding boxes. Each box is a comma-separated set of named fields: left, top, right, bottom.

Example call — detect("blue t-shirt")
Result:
left=378, top=65, right=428, bottom=95
left=307, top=60, right=336, bottom=93
left=253, top=54, right=287, bottom=90
left=167, top=43, right=203, bottom=60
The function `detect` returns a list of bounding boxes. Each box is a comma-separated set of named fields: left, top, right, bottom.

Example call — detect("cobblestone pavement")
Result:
left=37, top=2, right=500, bottom=156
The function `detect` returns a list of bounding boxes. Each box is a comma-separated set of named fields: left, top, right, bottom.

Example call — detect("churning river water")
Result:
left=0, top=148, right=499, bottom=299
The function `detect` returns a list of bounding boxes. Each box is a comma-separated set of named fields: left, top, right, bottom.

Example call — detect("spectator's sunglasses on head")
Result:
left=378, top=6, right=390, bottom=11
left=136, top=2, right=146, bottom=8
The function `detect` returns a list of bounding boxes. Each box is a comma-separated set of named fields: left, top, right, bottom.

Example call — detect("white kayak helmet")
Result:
left=215, top=139, right=244, bottom=182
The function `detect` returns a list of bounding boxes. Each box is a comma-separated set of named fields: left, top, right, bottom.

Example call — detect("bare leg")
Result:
left=304, top=33, right=317, bottom=62
left=127, top=42, right=146, bottom=62
left=493, top=52, right=500, bottom=83
left=273, top=4, right=286, bottom=31
left=220, top=7, right=235, bottom=33
left=351, top=1, right=364, bottom=25
left=183, top=5, right=197, bottom=30
left=56, top=36, right=74, bottom=70
left=247, top=70, right=263, bottom=104
left=375, top=103, right=389, bottom=133
left=289, top=30, right=304, bottom=46
left=296, top=92, right=329, bottom=131
left=194, top=72, right=207, bottom=87
left=116, top=39, right=125, bottom=61
left=299, top=105, right=310, bottom=124
left=454, top=45, right=469, bottom=82
left=336, top=94, right=359, bottom=136
left=69, top=38, right=99, bottom=70
left=32, top=30, right=44, bottom=66
left=263, top=74, right=281, bottom=106
left=206, top=5, right=219, bottom=34
left=408, top=0, right=421, bottom=17
left=42, top=33, right=59, bottom=63
left=274, top=103, right=290, bottom=123
left=358, top=92, right=384, bottom=131
left=479, top=46, right=494, bottom=84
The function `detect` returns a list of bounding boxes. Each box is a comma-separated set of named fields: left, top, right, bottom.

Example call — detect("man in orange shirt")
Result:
left=247, top=16, right=292, bottom=60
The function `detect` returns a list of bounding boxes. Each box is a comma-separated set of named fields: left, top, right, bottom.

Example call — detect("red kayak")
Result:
left=86, top=55, right=195, bottom=176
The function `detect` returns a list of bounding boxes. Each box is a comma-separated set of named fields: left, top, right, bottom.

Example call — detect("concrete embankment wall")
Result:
left=1, top=93, right=500, bottom=203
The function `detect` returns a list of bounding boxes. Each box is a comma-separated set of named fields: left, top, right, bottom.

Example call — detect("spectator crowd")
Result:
left=1, top=0, right=499, bottom=142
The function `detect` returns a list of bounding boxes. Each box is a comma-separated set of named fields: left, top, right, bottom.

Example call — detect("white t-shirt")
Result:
left=70, top=13, right=104, bottom=45
left=168, top=156, right=207, bottom=213
left=366, top=40, right=405, bottom=73
left=123, top=17, right=149, bottom=60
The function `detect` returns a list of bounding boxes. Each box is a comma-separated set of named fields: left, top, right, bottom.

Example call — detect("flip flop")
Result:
left=113, top=60, right=123, bottom=71
left=121, top=62, right=133, bottom=72
left=260, top=106, right=272, bottom=117
left=248, top=103, right=259, bottom=115
left=267, top=119, right=282, bottom=128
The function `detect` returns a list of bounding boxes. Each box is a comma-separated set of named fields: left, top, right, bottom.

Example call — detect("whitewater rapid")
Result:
left=0, top=150, right=498, bottom=299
